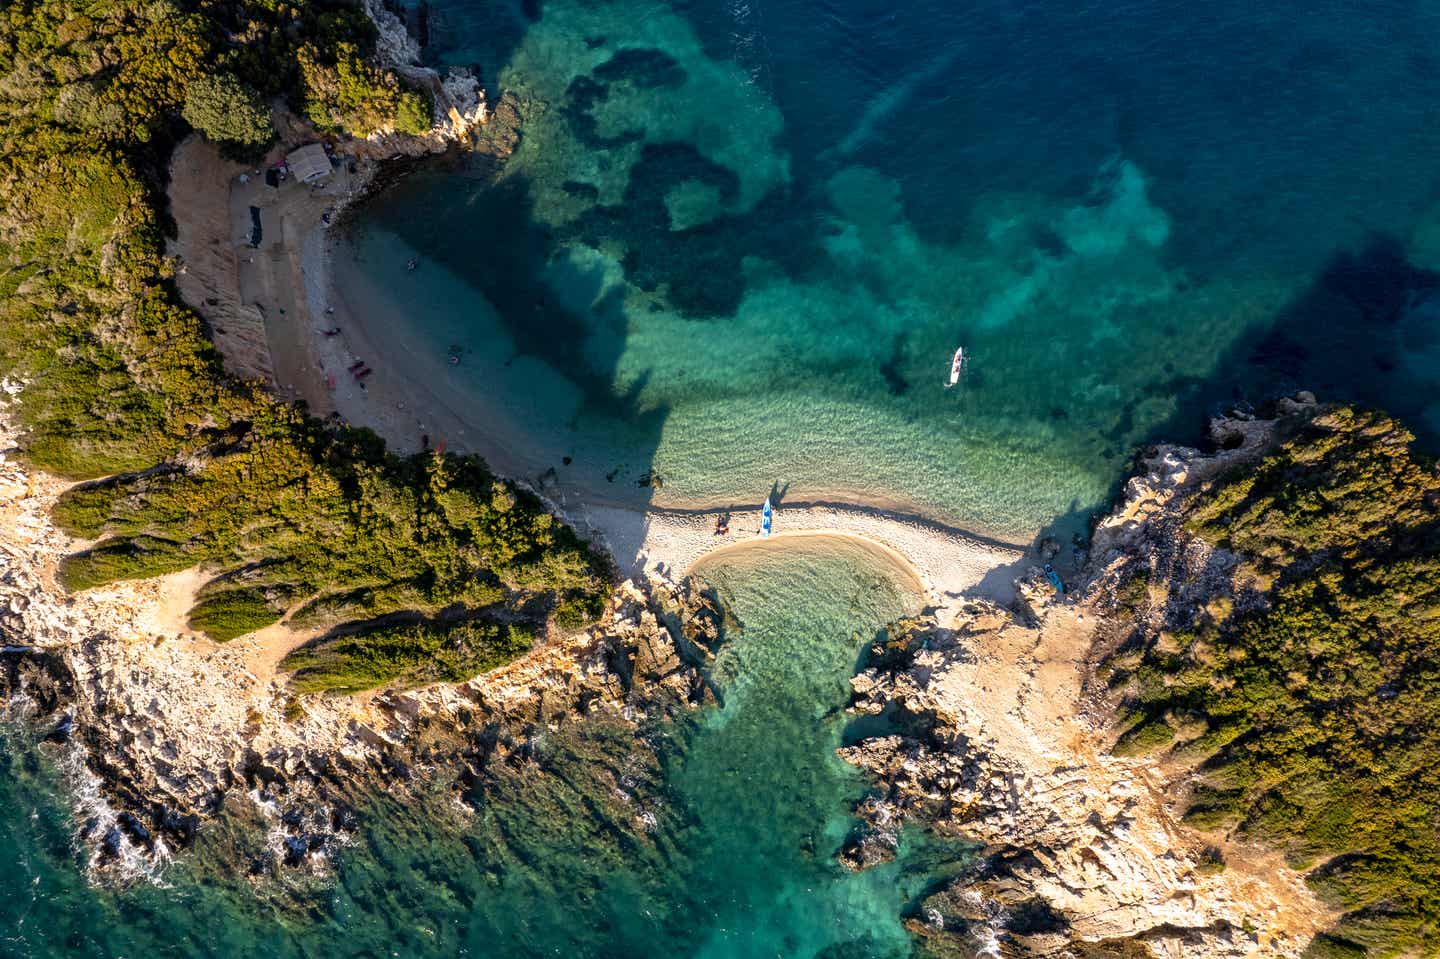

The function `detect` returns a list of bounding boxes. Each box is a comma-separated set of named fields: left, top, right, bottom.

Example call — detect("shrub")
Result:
left=1107, top=408, right=1440, bottom=953
left=58, top=537, right=204, bottom=591
left=187, top=589, right=281, bottom=642
left=182, top=73, right=273, bottom=149
left=282, top=619, right=533, bottom=694
left=297, top=41, right=431, bottom=136
left=552, top=592, right=606, bottom=630
left=1111, top=718, right=1175, bottom=757
left=51, top=483, right=122, bottom=538
left=1303, top=936, right=1368, bottom=959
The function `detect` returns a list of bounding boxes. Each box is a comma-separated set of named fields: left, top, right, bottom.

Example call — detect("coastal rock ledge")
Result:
left=0, top=387, right=1355, bottom=955
left=837, top=396, right=1335, bottom=958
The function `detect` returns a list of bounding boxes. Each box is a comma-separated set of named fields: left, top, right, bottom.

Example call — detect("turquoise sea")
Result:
left=12, top=0, right=1440, bottom=955
left=337, top=0, right=1440, bottom=542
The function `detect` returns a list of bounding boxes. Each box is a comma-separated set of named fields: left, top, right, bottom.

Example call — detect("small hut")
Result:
left=285, top=143, right=332, bottom=184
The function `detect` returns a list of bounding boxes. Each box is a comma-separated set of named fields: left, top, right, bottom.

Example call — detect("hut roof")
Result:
left=286, top=143, right=331, bottom=183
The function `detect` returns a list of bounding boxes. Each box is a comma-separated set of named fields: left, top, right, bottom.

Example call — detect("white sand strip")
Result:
left=574, top=501, right=1027, bottom=608
left=187, top=158, right=1031, bottom=610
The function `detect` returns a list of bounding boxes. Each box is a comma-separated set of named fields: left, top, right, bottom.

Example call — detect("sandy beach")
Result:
left=169, top=137, right=1033, bottom=609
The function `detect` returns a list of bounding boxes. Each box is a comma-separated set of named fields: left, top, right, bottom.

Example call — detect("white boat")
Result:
left=947, top=346, right=965, bottom=387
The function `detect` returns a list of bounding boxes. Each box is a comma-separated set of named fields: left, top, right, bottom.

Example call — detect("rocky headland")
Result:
left=1, top=370, right=1323, bottom=954
left=836, top=395, right=1337, bottom=957
left=0, top=385, right=725, bottom=881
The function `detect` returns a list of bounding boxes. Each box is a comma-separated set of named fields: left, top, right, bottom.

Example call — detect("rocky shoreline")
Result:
left=1, top=366, right=1341, bottom=955
left=834, top=395, right=1334, bottom=957
left=0, top=0, right=1355, bottom=941
left=0, top=384, right=726, bottom=880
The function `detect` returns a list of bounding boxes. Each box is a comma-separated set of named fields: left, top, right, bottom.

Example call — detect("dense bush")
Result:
left=187, top=588, right=281, bottom=641
left=297, top=40, right=430, bottom=136
left=1107, top=409, right=1440, bottom=956
left=182, top=72, right=272, bottom=149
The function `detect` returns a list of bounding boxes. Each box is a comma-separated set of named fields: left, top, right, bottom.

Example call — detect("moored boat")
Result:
left=947, top=346, right=965, bottom=387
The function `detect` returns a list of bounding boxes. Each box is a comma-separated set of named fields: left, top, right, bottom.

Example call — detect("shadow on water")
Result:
left=1145, top=235, right=1440, bottom=457
left=1035, top=236, right=1440, bottom=556
left=412, top=0, right=541, bottom=86
left=312, top=20, right=960, bottom=959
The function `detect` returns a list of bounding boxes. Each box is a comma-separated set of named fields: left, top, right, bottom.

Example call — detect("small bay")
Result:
left=10, top=0, right=1440, bottom=953
left=2, top=537, right=945, bottom=958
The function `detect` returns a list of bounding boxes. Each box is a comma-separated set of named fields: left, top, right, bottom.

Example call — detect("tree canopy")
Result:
left=182, top=71, right=272, bottom=149
left=1104, top=409, right=1440, bottom=957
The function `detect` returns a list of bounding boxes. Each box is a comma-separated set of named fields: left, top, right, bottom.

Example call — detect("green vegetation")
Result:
left=1105, top=408, right=1440, bottom=956
left=282, top=619, right=533, bottom=695
left=1109, top=717, right=1175, bottom=757
left=182, top=72, right=271, bottom=150
left=187, top=588, right=281, bottom=642
left=1, top=0, right=608, bottom=687
left=297, top=40, right=430, bottom=136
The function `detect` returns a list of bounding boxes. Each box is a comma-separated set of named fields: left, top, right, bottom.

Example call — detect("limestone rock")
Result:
left=0, top=386, right=723, bottom=880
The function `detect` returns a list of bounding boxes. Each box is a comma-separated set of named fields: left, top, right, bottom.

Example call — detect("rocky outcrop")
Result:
left=0, top=387, right=724, bottom=880
left=360, top=0, right=487, bottom=145
left=837, top=397, right=1332, bottom=958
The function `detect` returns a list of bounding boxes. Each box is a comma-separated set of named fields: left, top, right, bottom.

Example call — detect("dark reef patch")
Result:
left=563, top=75, right=645, bottom=149
left=592, top=47, right=687, bottom=89
left=564, top=142, right=820, bottom=318
left=879, top=334, right=909, bottom=396
left=562, top=48, right=687, bottom=150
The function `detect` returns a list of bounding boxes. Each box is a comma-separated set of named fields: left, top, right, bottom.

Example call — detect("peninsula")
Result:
left=1, top=1, right=1437, bottom=957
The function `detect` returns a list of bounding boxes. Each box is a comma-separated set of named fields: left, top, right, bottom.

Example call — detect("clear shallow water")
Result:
left=339, top=0, right=1440, bottom=539
left=2, top=538, right=961, bottom=958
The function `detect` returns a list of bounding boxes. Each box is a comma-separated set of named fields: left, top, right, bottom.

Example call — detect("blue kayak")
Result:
left=760, top=497, right=773, bottom=537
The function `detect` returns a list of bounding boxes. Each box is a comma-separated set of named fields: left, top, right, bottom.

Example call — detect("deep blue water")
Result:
left=11, top=0, right=1440, bottom=955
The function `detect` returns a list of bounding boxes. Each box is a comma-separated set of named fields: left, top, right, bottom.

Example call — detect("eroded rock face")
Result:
left=837, top=399, right=1332, bottom=958
left=2, top=577, right=722, bottom=882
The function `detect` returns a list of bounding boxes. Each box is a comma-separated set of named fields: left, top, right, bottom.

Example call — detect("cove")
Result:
left=335, top=0, right=1440, bottom=546
left=0, top=537, right=961, bottom=958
